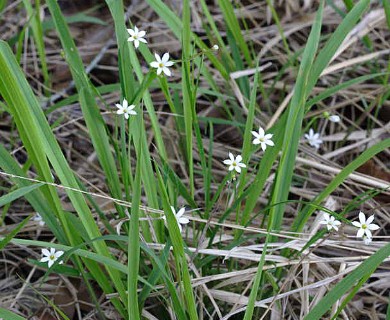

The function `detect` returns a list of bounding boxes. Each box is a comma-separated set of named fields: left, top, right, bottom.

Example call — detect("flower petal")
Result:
left=352, top=221, right=361, bottom=228
left=42, top=248, right=50, bottom=256
left=164, top=61, right=174, bottom=67
left=365, top=229, right=372, bottom=238
left=235, top=166, right=241, bottom=173
left=358, top=211, right=366, bottom=224
left=162, top=67, right=171, bottom=77
left=368, top=223, right=380, bottom=231
left=223, top=159, right=232, bottom=165
left=138, top=30, right=146, bottom=37
left=356, top=228, right=365, bottom=238
left=154, top=53, right=161, bottom=62
left=179, top=217, right=189, bottom=224
left=258, top=127, right=265, bottom=137
left=150, top=61, right=159, bottom=68
left=366, top=214, right=375, bottom=225
left=236, top=155, right=242, bottom=162
left=127, top=28, right=135, bottom=36
left=162, top=52, right=170, bottom=63
left=156, top=68, right=162, bottom=75
left=176, top=208, right=185, bottom=218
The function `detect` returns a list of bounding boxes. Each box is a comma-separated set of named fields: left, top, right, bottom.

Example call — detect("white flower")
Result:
left=116, top=99, right=136, bottom=119
left=319, top=213, right=341, bottom=231
left=324, top=111, right=341, bottom=123
left=363, top=235, right=372, bottom=245
left=32, top=213, right=45, bottom=226
left=163, top=206, right=190, bottom=233
left=127, top=26, right=147, bottom=49
left=329, top=115, right=341, bottom=123
left=251, top=127, right=274, bottom=151
left=352, top=211, right=380, bottom=238
left=150, top=53, right=174, bottom=76
left=212, top=44, right=219, bottom=51
left=304, top=128, right=323, bottom=149
left=40, top=248, right=64, bottom=268
left=223, top=152, right=246, bottom=173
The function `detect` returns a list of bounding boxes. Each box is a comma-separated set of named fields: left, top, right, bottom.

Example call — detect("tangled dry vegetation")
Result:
left=0, top=0, right=389, bottom=319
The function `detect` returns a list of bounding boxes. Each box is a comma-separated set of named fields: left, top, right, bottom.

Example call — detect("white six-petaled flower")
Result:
left=251, top=127, right=274, bottom=151
left=116, top=99, right=136, bottom=119
left=304, top=128, right=323, bottom=149
left=163, top=206, right=190, bottom=233
left=33, top=213, right=45, bottom=227
left=319, top=213, right=341, bottom=231
left=352, top=211, right=380, bottom=239
left=150, top=53, right=174, bottom=76
left=127, top=26, right=147, bottom=49
left=40, top=248, right=64, bottom=268
left=223, top=152, right=246, bottom=173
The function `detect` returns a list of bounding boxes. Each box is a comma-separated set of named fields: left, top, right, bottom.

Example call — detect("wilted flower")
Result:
left=304, top=128, right=323, bottom=149
left=40, top=248, right=64, bottom=268
left=212, top=44, right=219, bottom=51
left=33, top=213, right=45, bottom=227
left=319, top=213, right=341, bottom=231
left=223, top=153, right=246, bottom=173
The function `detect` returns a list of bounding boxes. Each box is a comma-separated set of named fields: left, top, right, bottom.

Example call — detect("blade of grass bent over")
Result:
left=268, top=1, right=324, bottom=237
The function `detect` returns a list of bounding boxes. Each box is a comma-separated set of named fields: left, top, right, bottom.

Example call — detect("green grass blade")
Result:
left=0, top=215, right=31, bottom=250
left=308, top=0, right=370, bottom=92
left=0, top=309, right=26, bottom=320
left=127, top=138, right=142, bottom=319
left=304, top=242, right=390, bottom=320
left=155, top=165, right=199, bottom=320
left=0, top=183, right=43, bottom=207
left=292, top=138, right=390, bottom=231
left=217, top=0, right=252, bottom=65
left=22, top=0, right=50, bottom=91
left=182, top=0, right=194, bottom=197
left=268, top=1, right=324, bottom=236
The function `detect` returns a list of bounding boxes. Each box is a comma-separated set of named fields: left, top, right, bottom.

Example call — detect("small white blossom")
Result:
left=319, top=213, right=341, bottom=231
left=223, top=152, right=246, bottom=173
left=363, top=235, right=372, bottom=245
left=304, top=128, right=323, bottom=149
left=32, top=213, right=45, bottom=226
left=40, top=248, right=64, bottom=268
left=163, top=206, right=190, bottom=233
left=150, top=53, right=174, bottom=76
left=352, top=211, right=380, bottom=238
left=116, top=99, right=136, bottom=119
left=324, top=111, right=341, bottom=123
left=127, top=26, right=147, bottom=49
left=329, top=115, right=341, bottom=123
left=251, top=127, right=274, bottom=151
left=212, top=44, right=219, bottom=51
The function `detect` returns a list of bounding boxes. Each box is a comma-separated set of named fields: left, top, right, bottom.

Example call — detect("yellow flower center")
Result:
left=362, top=224, right=367, bottom=229
left=50, top=255, right=55, bottom=260
left=133, top=35, right=138, bottom=39
left=159, top=63, right=164, bottom=68
left=232, top=161, right=237, bottom=166
left=259, top=137, right=265, bottom=142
